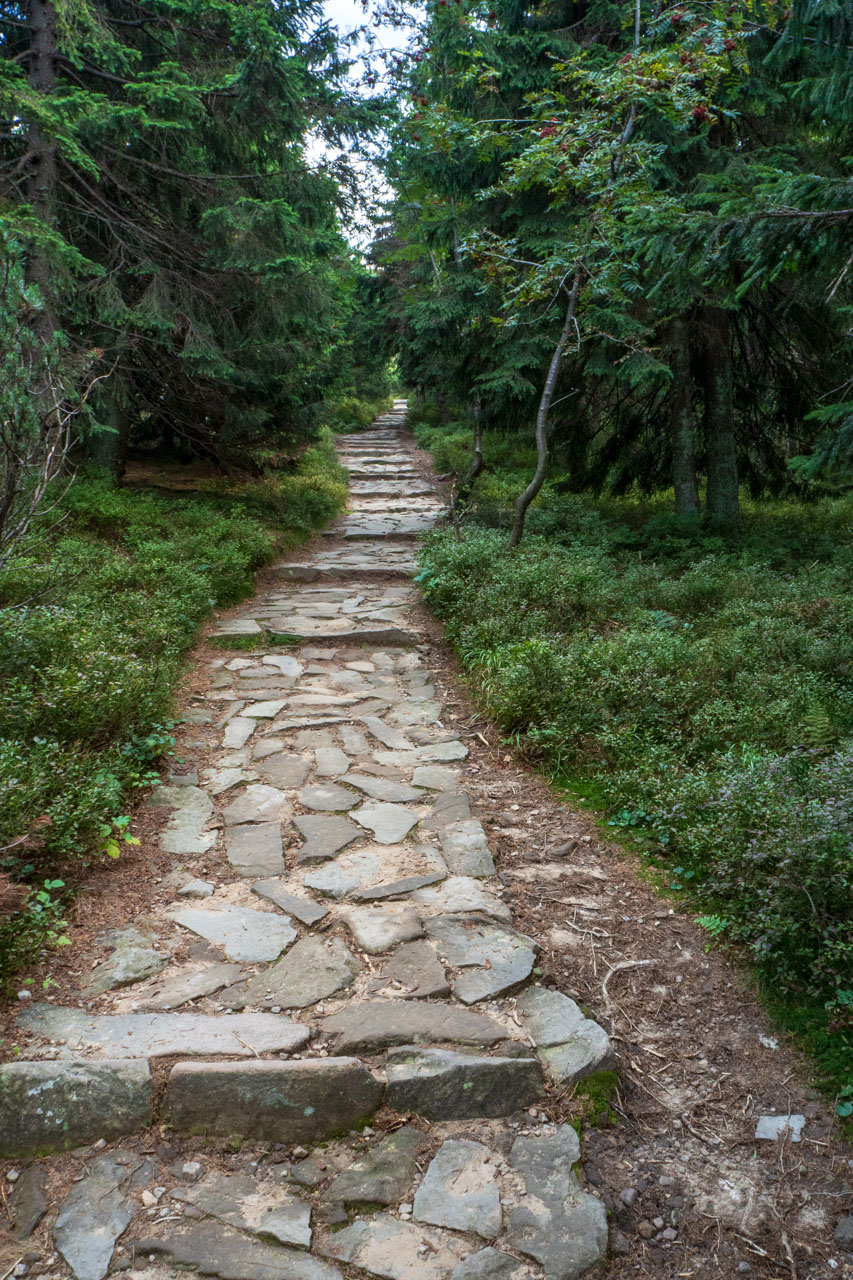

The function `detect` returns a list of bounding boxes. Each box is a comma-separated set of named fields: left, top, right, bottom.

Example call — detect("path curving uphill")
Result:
left=0, top=403, right=614, bottom=1280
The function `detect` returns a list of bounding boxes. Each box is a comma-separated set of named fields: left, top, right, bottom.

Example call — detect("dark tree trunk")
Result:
left=701, top=307, right=740, bottom=532
left=87, top=384, right=131, bottom=482
left=24, top=0, right=61, bottom=431
left=25, top=0, right=58, bottom=342
left=509, top=275, right=580, bottom=549
left=666, top=318, right=700, bottom=518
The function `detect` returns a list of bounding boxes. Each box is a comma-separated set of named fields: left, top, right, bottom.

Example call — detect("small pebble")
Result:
left=92, top=1138, right=107, bottom=1150
left=737, top=1264, right=753, bottom=1275
left=638, top=1222, right=654, bottom=1240
left=16, top=990, right=32, bottom=1003
left=619, top=1187, right=639, bottom=1207
left=141, top=1191, right=157, bottom=1208
left=653, top=1216, right=665, bottom=1230
left=13, top=1264, right=28, bottom=1278
left=182, top=1161, right=203, bottom=1181
left=7, top=1169, right=21, bottom=1183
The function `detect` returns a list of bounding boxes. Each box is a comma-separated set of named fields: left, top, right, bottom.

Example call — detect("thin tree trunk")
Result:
left=666, top=318, right=700, bottom=518
left=701, top=307, right=740, bottom=532
left=87, top=383, right=131, bottom=482
left=24, top=0, right=60, bottom=429
left=457, top=395, right=483, bottom=503
left=509, top=275, right=580, bottom=549
left=25, top=0, right=58, bottom=336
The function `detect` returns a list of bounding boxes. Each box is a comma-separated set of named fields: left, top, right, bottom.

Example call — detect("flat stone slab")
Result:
left=352, top=801, right=420, bottom=844
left=169, top=904, right=297, bottom=962
left=0, top=1060, right=153, bottom=1157
left=54, top=1153, right=135, bottom=1280
left=451, top=1250, right=530, bottom=1279
left=413, top=876, right=512, bottom=922
left=413, top=1139, right=502, bottom=1238
left=18, top=1004, right=308, bottom=1059
left=439, top=820, right=496, bottom=878
left=516, top=987, right=614, bottom=1083
left=345, top=773, right=424, bottom=803
left=755, top=1114, right=806, bottom=1141
left=241, top=698, right=288, bottom=718
left=225, top=936, right=359, bottom=1009
left=84, top=939, right=168, bottom=995
left=315, top=746, right=352, bottom=775
left=321, top=1216, right=468, bottom=1280
left=134, top=1221, right=340, bottom=1280
left=302, top=844, right=446, bottom=901
left=426, top=918, right=537, bottom=1003
left=386, top=1049, right=545, bottom=1121
left=152, top=785, right=216, bottom=855
left=321, top=1001, right=507, bottom=1053
left=223, top=717, right=256, bottom=749
left=353, top=870, right=447, bottom=901
left=177, top=878, right=215, bottom=898
left=225, top=822, right=285, bottom=876
left=374, top=742, right=468, bottom=767
left=412, top=765, right=461, bottom=791
left=339, top=904, right=423, bottom=953
left=380, top=940, right=450, bottom=999
left=256, top=753, right=310, bottom=789
left=299, top=782, right=359, bottom=812
left=212, top=618, right=264, bottom=636
left=170, top=1170, right=312, bottom=1248
left=134, top=963, right=243, bottom=1011
left=223, top=784, right=290, bottom=826
left=507, top=1127, right=608, bottom=1280
left=8, top=1164, right=48, bottom=1239
left=326, top=1126, right=427, bottom=1206
left=294, top=814, right=361, bottom=864
left=264, top=654, right=304, bottom=677
left=360, top=716, right=416, bottom=749
left=252, top=880, right=329, bottom=924
left=165, top=1059, right=383, bottom=1143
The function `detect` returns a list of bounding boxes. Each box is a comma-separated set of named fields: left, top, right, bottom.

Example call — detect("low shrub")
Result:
left=324, top=393, right=393, bottom=433
left=0, top=435, right=345, bottom=977
left=414, top=426, right=853, bottom=1093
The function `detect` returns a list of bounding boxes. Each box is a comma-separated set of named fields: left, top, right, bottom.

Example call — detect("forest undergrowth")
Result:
left=0, top=426, right=351, bottom=977
left=413, top=410, right=853, bottom=1103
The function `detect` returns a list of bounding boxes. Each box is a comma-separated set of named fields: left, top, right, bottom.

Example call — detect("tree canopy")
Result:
left=372, top=0, right=853, bottom=534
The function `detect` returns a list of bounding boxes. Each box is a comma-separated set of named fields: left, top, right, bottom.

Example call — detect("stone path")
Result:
left=0, top=403, right=615, bottom=1280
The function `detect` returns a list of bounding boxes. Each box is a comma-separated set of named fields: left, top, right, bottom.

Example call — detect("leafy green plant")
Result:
left=96, top=816, right=140, bottom=861
left=0, top=433, right=347, bottom=978
left=413, top=442, right=853, bottom=1094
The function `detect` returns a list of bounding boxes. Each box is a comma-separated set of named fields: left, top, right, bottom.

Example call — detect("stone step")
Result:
left=212, top=620, right=422, bottom=645
left=276, top=561, right=416, bottom=582
left=1, top=1047, right=550, bottom=1156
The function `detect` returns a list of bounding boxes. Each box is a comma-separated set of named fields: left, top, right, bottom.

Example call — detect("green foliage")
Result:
left=416, top=459, right=853, bottom=1090
left=0, top=0, right=388, bottom=470
left=0, top=439, right=345, bottom=978
left=324, top=394, right=394, bottom=434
